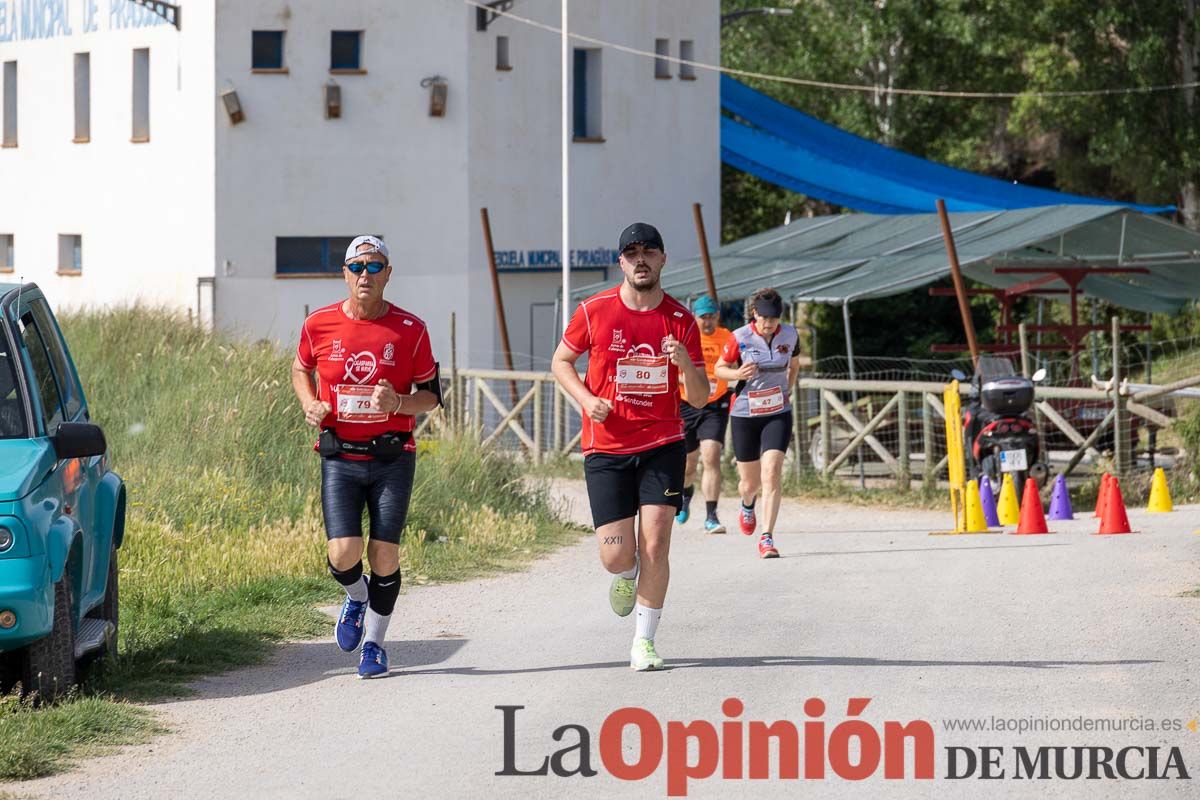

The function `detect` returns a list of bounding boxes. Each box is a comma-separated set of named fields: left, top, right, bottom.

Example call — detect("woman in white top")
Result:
left=714, top=288, right=802, bottom=559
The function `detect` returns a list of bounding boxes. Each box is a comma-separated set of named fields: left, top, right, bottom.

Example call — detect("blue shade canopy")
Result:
left=721, top=76, right=1175, bottom=215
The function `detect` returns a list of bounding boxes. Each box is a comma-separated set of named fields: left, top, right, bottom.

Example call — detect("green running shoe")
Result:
left=609, top=575, right=636, bottom=617
left=630, top=637, right=664, bottom=671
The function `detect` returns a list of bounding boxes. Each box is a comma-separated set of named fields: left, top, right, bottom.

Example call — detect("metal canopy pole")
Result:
left=560, top=0, right=570, bottom=333
left=936, top=198, right=980, bottom=370
left=692, top=202, right=719, bottom=303
left=843, top=301, right=866, bottom=489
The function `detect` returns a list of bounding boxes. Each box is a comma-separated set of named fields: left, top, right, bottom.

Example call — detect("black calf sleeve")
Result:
left=328, top=558, right=364, bottom=587
left=367, top=569, right=402, bottom=616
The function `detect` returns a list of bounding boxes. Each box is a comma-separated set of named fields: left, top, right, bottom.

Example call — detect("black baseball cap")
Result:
left=618, top=222, right=665, bottom=253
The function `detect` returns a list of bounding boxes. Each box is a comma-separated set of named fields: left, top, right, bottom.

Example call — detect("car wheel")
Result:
left=21, top=578, right=77, bottom=702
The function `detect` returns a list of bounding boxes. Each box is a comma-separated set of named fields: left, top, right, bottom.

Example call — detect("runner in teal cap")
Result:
left=678, top=295, right=735, bottom=534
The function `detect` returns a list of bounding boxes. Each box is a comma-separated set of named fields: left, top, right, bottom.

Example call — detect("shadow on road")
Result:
left=402, top=653, right=1160, bottom=677
left=168, top=637, right=470, bottom=701
left=803, top=542, right=1074, bottom=556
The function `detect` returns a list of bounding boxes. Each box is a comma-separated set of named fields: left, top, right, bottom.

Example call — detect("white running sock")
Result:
left=634, top=603, right=662, bottom=642
left=345, top=575, right=368, bottom=603
left=364, top=609, right=391, bottom=645
left=617, top=563, right=638, bottom=580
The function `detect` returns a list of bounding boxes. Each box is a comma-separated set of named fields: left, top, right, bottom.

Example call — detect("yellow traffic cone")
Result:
left=964, top=480, right=989, bottom=532
left=997, top=473, right=1020, bottom=526
left=1147, top=467, right=1173, bottom=513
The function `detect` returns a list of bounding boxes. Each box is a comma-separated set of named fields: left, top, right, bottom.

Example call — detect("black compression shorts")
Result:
left=582, top=440, right=686, bottom=529
left=320, top=452, right=416, bottom=544
left=681, top=395, right=731, bottom=453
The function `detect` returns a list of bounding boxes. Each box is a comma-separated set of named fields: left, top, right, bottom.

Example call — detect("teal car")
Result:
left=0, top=283, right=125, bottom=700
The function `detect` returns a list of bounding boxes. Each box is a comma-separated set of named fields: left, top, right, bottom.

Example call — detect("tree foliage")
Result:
left=719, top=0, right=1200, bottom=358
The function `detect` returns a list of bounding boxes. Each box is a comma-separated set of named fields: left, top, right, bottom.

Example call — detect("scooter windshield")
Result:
left=976, top=356, right=1017, bottom=379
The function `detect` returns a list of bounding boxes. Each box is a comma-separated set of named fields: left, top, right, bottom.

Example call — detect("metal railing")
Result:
left=425, top=366, right=1198, bottom=483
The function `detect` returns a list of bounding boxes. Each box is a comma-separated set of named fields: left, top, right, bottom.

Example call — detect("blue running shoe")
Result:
left=335, top=597, right=368, bottom=652
left=704, top=517, right=726, bottom=535
left=675, top=493, right=691, bottom=524
left=358, top=641, right=389, bottom=679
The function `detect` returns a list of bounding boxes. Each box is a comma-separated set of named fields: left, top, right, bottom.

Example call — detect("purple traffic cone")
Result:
left=1047, top=474, right=1074, bottom=520
left=979, top=477, right=1001, bottom=528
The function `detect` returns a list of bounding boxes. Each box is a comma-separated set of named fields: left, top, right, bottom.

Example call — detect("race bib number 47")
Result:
left=747, top=386, right=785, bottom=415
left=335, top=384, right=387, bottom=423
left=615, top=355, right=669, bottom=395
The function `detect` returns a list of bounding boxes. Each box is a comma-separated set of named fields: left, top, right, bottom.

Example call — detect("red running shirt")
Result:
left=296, top=301, right=436, bottom=452
left=561, top=286, right=704, bottom=455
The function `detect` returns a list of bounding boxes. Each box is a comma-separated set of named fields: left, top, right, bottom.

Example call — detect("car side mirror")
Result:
left=53, top=422, right=107, bottom=459
left=950, top=369, right=967, bottom=381
left=1032, top=368, right=1047, bottom=383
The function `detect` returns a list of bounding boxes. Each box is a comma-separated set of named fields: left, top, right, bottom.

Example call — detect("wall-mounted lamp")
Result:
left=220, top=87, right=244, bottom=124
left=420, top=75, right=448, bottom=117
left=325, top=81, right=342, bottom=119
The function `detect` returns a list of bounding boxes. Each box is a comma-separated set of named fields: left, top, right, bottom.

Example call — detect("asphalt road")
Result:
left=9, top=481, right=1200, bottom=799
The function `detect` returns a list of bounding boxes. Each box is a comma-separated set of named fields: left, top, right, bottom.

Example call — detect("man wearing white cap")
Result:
left=290, top=235, right=441, bottom=678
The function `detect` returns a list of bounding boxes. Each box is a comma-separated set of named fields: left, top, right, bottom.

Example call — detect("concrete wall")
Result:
left=0, top=0, right=215, bottom=313
left=466, top=0, right=720, bottom=369
left=212, top=0, right=471, bottom=358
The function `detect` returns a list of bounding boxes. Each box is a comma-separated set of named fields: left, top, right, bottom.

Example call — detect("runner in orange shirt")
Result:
left=676, top=295, right=734, bottom=534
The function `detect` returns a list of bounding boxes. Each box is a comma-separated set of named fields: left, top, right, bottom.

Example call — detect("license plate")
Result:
left=1000, top=449, right=1028, bottom=472
left=1079, top=406, right=1108, bottom=420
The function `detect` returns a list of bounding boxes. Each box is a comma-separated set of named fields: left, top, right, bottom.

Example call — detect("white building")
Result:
left=0, top=0, right=720, bottom=368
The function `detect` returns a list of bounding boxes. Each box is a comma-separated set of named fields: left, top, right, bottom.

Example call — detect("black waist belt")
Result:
left=319, top=428, right=412, bottom=459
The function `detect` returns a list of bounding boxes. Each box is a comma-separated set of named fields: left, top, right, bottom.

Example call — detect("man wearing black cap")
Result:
left=551, top=222, right=708, bottom=671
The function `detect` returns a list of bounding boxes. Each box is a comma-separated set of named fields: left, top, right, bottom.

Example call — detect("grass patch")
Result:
left=0, top=691, right=162, bottom=781
left=0, top=307, right=578, bottom=779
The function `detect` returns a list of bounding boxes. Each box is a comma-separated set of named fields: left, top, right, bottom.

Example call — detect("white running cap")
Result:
left=344, top=235, right=389, bottom=264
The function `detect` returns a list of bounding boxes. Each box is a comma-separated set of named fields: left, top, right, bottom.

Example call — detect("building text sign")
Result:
left=0, top=0, right=169, bottom=43
left=494, top=248, right=620, bottom=270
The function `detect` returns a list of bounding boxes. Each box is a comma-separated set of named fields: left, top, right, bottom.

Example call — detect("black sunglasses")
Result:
left=345, top=261, right=388, bottom=274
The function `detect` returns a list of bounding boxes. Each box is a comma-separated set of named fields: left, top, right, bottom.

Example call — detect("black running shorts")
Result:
left=681, top=395, right=731, bottom=453
left=583, top=440, right=686, bottom=529
left=731, top=412, right=793, bottom=463
left=320, top=452, right=416, bottom=544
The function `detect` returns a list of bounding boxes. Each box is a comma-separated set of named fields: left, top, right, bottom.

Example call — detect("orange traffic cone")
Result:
left=1014, top=477, right=1052, bottom=535
left=1092, top=473, right=1110, bottom=518
left=1096, top=477, right=1135, bottom=535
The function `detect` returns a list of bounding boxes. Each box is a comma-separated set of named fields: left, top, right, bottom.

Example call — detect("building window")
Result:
left=0, top=234, right=12, bottom=272
left=572, top=48, right=602, bottom=141
left=679, top=40, right=695, bottom=79
left=252, top=31, right=286, bottom=71
left=2, top=61, right=15, bottom=147
left=655, top=39, right=670, bottom=79
left=58, top=235, right=82, bottom=274
left=496, top=36, right=511, bottom=71
left=330, top=31, right=363, bottom=72
left=132, top=48, right=150, bottom=142
left=276, top=236, right=367, bottom=275
left=74, top=53, right=91, bottom=142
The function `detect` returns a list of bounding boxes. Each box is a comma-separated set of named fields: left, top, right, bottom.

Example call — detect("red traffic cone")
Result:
left=1014, top=477, right=1051, bottom=535
left=1096, top=477, right=1134, bottom=535
left=1092, top=473, right=1110, bottom=518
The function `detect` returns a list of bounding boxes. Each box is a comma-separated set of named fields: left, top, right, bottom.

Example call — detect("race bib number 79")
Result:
left=335, top=384, right=387, bottom=423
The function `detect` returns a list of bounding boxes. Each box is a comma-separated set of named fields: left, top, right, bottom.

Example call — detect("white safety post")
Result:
left=560, top=0, right=570, bottom=332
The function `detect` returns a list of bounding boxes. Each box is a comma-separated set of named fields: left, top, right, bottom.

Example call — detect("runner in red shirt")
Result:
left=291, top=235, right=441, bottom=678
left=552, top=222, right=708, bottom=671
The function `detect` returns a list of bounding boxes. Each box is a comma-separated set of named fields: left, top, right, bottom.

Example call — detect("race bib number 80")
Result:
left=615, top=355, right=669, bottom=395
left=335, top=384, right=387, bottom=423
